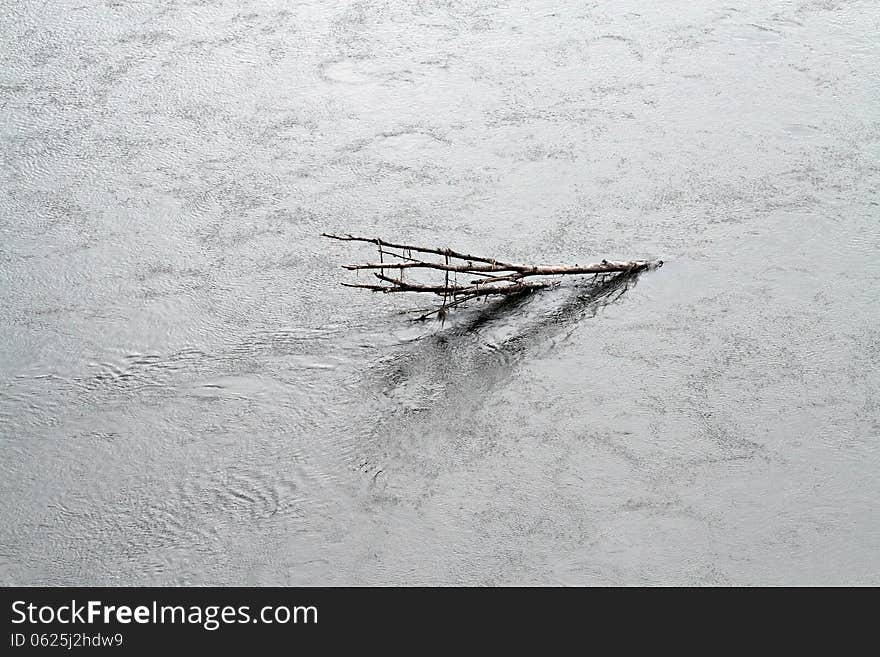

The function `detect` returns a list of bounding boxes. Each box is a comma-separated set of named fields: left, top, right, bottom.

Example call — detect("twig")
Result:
left=322, top=232, right=513, bottom=267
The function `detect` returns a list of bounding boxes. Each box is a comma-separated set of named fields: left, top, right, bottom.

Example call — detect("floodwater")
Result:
left=1, top=0, right=878, bottom=585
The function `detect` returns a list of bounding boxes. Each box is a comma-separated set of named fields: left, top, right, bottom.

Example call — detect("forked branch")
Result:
left=322, top=232, right=662, bottom=320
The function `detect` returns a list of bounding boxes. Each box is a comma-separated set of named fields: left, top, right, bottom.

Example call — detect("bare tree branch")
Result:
left=323, top=233, right=662, bottom=320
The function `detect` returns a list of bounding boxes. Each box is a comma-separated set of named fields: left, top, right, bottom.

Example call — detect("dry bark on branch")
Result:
left=322, top=233, right=662, bottom=321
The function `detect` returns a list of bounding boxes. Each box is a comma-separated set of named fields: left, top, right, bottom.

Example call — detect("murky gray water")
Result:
left=1, top=0, right=878, bottom=585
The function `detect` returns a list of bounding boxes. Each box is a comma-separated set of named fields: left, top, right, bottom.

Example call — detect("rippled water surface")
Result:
left=1, top=0, right=878, bottom=584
